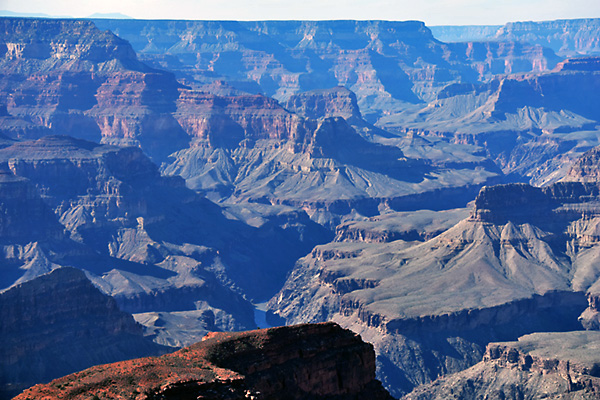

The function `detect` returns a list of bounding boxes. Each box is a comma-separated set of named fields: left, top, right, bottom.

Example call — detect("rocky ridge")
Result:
left=432, top=18, right=600, bottom=57
left=0, top=135, right=331, bottom=348
left=0, top=267, right=165, bottom=399
left=0, top=17, right=189, bottom=161
left=0, top=17, right=503, bottom=227
left=164, top=94, right=499, bottom=226
left=3, top=15, right=600, bottom=399
left=94, top=19, right=560, bottom=122
left=267, top=147, right=600, bottom=396
left=403, top=331, right=600, bottom=399
left=496, top=18, right=600, bottom=57
left=15, top=322, right=393, bottom=400
left=378, top=55, right=600, bottom=185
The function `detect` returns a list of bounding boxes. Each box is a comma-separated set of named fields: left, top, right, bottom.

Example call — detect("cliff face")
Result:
left=267, top=147, right=600, bottom=396
left=0, top=267, right=164, bottom=399
left=0, top=135, right=332, bottom=351
left=0, top=17, right=188, bottom=161
left=496, top=18, right=600, bottom=57
left=432, top=18, right=600, bottom=57
left=15, top=322, right=393, bottom=400
left=0, top=168, right=64, bottom=244
left=94, top=19, right=560, bottom=124
left=403, top=331, right=600, bottom=400
left=284, top=86, right=363, bottom=122
left=562, top=146, right=600, bottom=183
left=378, top=55, right=600, bottom=186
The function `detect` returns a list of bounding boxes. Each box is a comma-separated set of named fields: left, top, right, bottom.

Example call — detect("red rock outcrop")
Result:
left=175, top=90, right=307, bottom=147
left=15, top=322, right=393, bottom=400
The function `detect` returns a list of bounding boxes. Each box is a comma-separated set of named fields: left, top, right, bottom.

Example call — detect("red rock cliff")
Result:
left=16, top=322, right=393, bottom=400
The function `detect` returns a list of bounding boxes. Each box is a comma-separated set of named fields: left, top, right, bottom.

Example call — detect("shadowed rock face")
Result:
left=0, top=134, right=332, bottom=350
left=15, top=322, right=393, bottom=400
left=0, top=267, right=165, bottom=399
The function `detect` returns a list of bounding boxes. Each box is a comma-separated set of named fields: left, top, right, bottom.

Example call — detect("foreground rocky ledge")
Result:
left=15, top=322, right=393, bottom=400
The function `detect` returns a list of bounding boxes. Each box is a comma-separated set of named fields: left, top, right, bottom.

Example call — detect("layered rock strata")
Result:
left=268, top=147, right=600, bottom=396
left=94, top=19, right=561, bottom=121
left=0, top=135, right=330, bottom=348
left=378, top=56, right=600, bottom=185
left=0, top=17, right=188, bottom=161
left=15, top=322, right=393, bottom=400
left=403, top=331, right=600, bottom=399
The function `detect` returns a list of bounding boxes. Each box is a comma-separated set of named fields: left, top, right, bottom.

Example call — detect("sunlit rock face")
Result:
left=15, top=322, right=394, bottom=400
left=0, top=17, right=189, bottom=161
left=403, top=331, right=600, bottom=400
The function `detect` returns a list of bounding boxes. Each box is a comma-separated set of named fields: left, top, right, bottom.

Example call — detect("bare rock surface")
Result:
left=432, top=18, right=600, bottom=57
left=15, top=322, right=393, bottom=400
left=0, top=267, right=165, bottom=399
left=403, top=331, right=600, bottom=400
left=0, top=17, right=188, bottom=161
left=268, top=148, right=600, bottom=395
left=0, top=134, right=330, bottom=348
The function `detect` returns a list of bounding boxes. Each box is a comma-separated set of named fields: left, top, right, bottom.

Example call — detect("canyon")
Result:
left=2, top=14, right=600, bottom=400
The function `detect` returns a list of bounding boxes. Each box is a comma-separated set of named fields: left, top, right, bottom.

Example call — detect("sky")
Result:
left=1, top=0, right=600, bottom=26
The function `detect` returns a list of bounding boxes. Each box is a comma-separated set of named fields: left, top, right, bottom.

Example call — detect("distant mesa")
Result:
left=87, top=12, right=133, bottom=19
left=0, top=10, right=72, bottom=18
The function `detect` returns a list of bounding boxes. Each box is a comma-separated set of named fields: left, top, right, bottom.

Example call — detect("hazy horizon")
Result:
left=1, top=0, right=599, bottom=26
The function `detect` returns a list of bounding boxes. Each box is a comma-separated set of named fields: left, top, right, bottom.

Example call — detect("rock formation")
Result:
left=0, top=134, right=331, bottom=347
left=93, top=19, right=560, bottom=123
left=15, top=322, right=393, bottom=400
left=0, top=267, right=165, bottom=399
left=0, top=17, right=189, bottom=161
left=284, top=86, right=363, bottom=122
left=496, top=18, right=600, bottom=57
left=563, top=146, right=600, bottom=183
left=267, top=146, right=600, bottom=396
left=403, top=331, right=600, bottom=399
left=164, top=99, right=499, bottom=226
left=3, top=15, right=600, bottom=400
left=432, top=18, right=600, bottom=57
left=378, top=55, right=600, bottom=185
